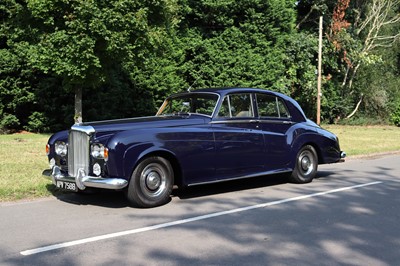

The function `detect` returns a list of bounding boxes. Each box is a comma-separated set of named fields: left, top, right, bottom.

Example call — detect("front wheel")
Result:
left=126, top=156, right=174, bottom=208
left=290, top=145, right=318, bottom=183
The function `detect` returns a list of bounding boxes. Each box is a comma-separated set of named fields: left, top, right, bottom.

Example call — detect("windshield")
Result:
left=157, top=93, right=219, bottom=117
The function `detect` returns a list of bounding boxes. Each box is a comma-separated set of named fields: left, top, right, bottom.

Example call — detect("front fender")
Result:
left=105, top=130, right=179, bottom=181
left=122, top=143, right=178, bottom=181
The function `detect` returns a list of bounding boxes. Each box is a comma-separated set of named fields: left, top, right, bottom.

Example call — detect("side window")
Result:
left=277, top=99, right=289, bottom=118
left=256, top=94, right=289, bottom=118
left=217, top=93, right=254, bottom=118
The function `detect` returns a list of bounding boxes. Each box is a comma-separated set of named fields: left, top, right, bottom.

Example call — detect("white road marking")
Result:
left=20, top=181, right=382, bottom=256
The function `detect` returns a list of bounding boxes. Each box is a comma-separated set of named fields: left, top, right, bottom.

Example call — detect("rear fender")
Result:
left=290, top=132, right=322, bottom=167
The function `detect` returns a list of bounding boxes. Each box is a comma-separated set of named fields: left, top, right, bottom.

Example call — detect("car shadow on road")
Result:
left=46, top=171, right=338, bottom=207
left=46, top=184, right=129, bottom=208
left=46, top=173, right=290, bottom=208
left=315, top=170, right=338, bottom=179
left=173, top=173, right=289, bottom=200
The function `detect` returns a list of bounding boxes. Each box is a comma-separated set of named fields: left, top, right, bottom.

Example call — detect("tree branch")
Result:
left=345, top=95, right=363, bottom=119
left=296, top=4, right=319, bottom=30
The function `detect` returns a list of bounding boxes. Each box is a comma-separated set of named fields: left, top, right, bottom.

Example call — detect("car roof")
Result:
left=189, top=87, right=292, bottom=102
left=172, top=87, right=307, bottom=122
left=190, top=87, right=277, bottom=95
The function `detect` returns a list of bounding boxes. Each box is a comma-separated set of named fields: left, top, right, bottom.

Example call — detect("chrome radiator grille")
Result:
left=68, top=130, right=90, bottom=177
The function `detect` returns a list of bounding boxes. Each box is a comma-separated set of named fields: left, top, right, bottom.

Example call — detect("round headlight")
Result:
left=91, top=143, right=108, bottom=161
left=55, top=141, right=67, bottom=156
left=91, top=144, right=102, bottom=158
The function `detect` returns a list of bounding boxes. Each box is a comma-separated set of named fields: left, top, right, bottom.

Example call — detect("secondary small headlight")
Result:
left=93, top=163, right=101, bottom=176
left=91, top=143, right=108, bottom=161
left=55, top=141, right=67, bottom=156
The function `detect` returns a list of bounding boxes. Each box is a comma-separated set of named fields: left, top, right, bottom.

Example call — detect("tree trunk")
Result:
left=348, top=63, right=361, bottom=90
left=342, top=66, right=350, bottom=87
left=74, top=87, right=83, bottom=124
left=345, top=95, right=363, bottom=119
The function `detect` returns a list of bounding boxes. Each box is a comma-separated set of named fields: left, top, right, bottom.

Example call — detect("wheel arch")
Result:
left=129, top=150, right=183, bottom=188
left=301, top=142, right=323, bottom=164
left=291, top=139, right=323, bottom=167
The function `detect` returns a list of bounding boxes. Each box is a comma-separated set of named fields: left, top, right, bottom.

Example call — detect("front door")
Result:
left=212, top=93, right=266, bottom=179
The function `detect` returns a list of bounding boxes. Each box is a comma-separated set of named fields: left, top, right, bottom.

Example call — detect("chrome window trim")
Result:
left=210, top=119, right=294, bottom=125
left=254, top=93, right=292, bottom=119
left=216, top=92, right=255, bottom=119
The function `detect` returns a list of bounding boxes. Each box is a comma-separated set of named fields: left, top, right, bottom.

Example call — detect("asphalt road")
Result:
left=1, top=155, right=399, bottom=266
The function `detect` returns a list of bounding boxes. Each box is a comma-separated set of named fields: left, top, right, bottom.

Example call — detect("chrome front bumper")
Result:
left=43, top=165, right=128, bottom=190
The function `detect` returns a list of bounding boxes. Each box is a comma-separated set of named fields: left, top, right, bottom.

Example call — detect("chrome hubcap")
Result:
left=301, top=156, right=311, bottom=171
left=299, top=151, right=314, bottom=176
left=140, top=163, right=167, bottom=197
left=146, top=172, right=162, bottom=190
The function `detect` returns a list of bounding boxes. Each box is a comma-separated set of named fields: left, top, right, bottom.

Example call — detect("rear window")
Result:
left=256, top=94, right=289, bottom=118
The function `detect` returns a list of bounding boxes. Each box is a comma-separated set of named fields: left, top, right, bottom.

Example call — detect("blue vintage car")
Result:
left=43, top=88, right=345, bottom=207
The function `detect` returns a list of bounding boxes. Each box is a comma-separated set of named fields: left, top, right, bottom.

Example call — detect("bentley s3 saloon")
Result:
left=43, top=88, right=345, bottom=207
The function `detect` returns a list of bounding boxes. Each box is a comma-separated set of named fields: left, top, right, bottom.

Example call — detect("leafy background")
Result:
left=1, top=0, right=399, bottom=132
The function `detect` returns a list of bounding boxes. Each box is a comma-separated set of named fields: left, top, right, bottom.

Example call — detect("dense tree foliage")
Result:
left=0, top=0, right=399, bottom=132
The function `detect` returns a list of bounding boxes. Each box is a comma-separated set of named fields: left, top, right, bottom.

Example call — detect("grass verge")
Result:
left=0, top=133, right=51, bottom=202
left=1, top=125, right=399, bottom=202
left=323, top=125, right=400, bottom=156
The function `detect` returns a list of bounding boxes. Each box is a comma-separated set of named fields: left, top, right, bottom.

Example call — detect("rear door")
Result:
left=255, top=93, right=293, bottom=170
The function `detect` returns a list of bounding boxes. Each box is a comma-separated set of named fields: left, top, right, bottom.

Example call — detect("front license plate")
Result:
left=56, top=181, right=78, bottom=192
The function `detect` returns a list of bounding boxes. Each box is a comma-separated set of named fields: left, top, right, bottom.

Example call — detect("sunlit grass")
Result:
left=323, top=125, right=400, bottom=156
left=0, top=133, right=51, bottom=202
left=1, top=125, right=399, bottom=202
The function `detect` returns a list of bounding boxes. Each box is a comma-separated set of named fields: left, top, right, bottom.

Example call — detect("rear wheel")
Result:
left=290, top=145, right=318, bottom=183
left=126, top=156, right=174, bottom=208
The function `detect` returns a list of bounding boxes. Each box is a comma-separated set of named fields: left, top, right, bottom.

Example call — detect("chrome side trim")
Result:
left=210, top=119, right=258, bottom=124
left=43, top=166, right=128, bottom=190
left=187, top=168, right=292, bottom=187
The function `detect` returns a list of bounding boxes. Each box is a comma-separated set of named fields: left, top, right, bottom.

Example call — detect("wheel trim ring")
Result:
left=139, top=163, right=167, bottom=198
left=298, top=150, right=315, bottom=176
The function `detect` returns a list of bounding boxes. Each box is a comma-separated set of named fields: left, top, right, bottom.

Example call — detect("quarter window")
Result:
left=217, top=93, right=254, bottom=118
left=256, top=94, right=289, bottom=118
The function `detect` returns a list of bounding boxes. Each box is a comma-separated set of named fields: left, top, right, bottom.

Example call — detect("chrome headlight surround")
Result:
left=55, top=141, right=68, bottom=157
left=91, top=143, right=109, bottom=161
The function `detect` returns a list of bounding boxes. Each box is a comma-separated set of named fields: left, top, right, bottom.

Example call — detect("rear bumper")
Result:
left=339, top=151, right=346, bottom=162
left=43, top=166, right=128, bottom=190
